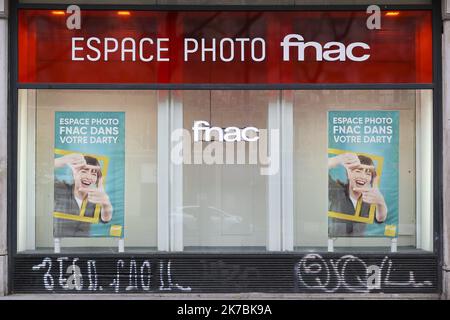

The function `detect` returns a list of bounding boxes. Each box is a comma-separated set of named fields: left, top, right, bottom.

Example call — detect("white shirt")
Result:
left=74, top=196, right=83, bottom=209
left=350, top=196, right=358, bottom=209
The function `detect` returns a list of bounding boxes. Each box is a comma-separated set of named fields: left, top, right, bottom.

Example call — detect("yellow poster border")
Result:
left=53, top=149, right=110, bottom=224
left=328, top=148, right=384, bottom=224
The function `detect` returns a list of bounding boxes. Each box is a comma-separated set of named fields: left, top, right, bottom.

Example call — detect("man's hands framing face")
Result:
left=328, top=152, right=387, bottom=222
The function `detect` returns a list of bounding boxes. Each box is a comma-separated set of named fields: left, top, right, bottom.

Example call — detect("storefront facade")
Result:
left=1, top=0, right=450, bottom=297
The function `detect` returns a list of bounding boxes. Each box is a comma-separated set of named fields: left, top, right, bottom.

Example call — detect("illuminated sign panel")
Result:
left=18, top=10, right=432, bottom=84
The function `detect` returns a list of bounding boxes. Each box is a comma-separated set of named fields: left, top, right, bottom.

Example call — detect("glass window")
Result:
left=293, top=90, right=433, bottom=252
left=182, top=91, right=273, bottom=252
left=17, top=89, right=158, bottom=252
left=16, top=89, right=433, bottom=253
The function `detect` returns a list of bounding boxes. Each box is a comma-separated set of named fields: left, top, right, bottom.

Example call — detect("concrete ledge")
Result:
left=444, top=0, right=450, bottom=20
left=0, top=0, right=7, bottom=19
left=444, top=269, right=450, bottom=300
left=0, top=293, right=441, bottom=300
left=0, top=255, right=7, bottom=296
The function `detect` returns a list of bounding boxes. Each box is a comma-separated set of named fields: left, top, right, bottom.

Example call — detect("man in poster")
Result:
left=328, top=152, right=387, bottom=237
left=53, top=153, right=113, bottom=237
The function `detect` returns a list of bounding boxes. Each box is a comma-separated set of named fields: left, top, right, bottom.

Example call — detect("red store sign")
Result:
left=18, top=9, right=432, bottom=84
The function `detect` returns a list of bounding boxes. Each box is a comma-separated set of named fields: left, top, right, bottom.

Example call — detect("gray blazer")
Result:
left=328, top=175, right=372, bottom=237
left=53, top=180, right=98, bottom=237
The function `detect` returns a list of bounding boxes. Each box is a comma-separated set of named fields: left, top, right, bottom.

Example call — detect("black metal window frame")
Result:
left=7, top=0, right=444, bottom=295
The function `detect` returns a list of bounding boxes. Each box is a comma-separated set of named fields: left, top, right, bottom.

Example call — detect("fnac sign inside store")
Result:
left=18, top=10, right=432, bottom=84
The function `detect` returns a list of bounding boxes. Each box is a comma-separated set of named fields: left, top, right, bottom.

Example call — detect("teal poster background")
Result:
left=54, top=112, right=125, bottom=238
left=328, top=111, right=399, bottom=238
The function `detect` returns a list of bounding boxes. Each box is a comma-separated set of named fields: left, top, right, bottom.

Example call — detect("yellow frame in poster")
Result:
left=327, top=148, right=384, bottom=224
left=53, top=148, right=110, bottom=224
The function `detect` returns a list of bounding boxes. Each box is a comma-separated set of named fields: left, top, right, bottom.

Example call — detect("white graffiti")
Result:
left=87, top=260, right=98, bottom=291
left=141, top=261, right=152, bottom=291
left=31, top=255, right=432, bottom=293
left=296, top=254, right=432, bottom=293
left=32, top=257, right=54, bottom=290
left=57, top=257, right=69, bottom=289
left=32, top=258, right=190, bottom=293
left=380, top=257, right=432, bottom=288
left=109, top=259, right=125, bottom=293
left=159, top=261, right=192, bottom=292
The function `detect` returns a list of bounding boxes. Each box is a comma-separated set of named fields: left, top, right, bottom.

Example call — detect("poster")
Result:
left=328, top=111, right=399, bottom=238
left=53, top=112, right=125, bottom=238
